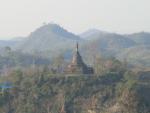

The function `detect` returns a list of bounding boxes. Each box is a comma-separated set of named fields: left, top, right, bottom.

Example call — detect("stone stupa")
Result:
left=66, top=43, right=94, bottom=74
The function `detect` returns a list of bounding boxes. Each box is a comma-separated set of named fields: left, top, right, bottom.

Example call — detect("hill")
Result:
left=81, top=29, right=150, bottom=66
left=15, top=23, right=83, bottom=57
left=80, top=30, right=136, bottom=56
left=117, top=45, right=150, bottom=67
left=126, top=32, right=150, bottom=45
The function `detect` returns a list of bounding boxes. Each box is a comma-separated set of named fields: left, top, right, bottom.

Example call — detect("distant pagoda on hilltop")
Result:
left=66, top=43, right=94, bottom=74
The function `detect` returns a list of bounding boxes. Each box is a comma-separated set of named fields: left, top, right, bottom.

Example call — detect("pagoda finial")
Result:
left=76, top=42, right=79, bottom=52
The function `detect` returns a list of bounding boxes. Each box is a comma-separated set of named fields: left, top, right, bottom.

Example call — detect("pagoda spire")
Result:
left=76, top=42, right=79, bottom=52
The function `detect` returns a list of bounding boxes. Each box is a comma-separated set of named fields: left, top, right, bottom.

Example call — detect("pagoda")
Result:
left=66, top=43, right=94, bottom=74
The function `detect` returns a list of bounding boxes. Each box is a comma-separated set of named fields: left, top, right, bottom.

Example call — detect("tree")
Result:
left=52, top=54, right=66, bottom=73
left=94, top=55, right=106, bottom=75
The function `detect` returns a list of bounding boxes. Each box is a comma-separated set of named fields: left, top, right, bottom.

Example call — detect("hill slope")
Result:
left=80, top=30, right=136, bottom=56
left=15, top=24, right=83, bottom=56
left=81, top=30, right=150, bottom=66
left=126, top=32, right=150, bottom=45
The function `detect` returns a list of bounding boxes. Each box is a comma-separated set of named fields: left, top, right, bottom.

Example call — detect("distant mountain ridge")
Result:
left=0, top=24, right=150, bottom=66
left=80, top=29, right=150, bottom=66
left=125, top=32, right=150, bottom=45
left=0, top=40, right=20, bottom=48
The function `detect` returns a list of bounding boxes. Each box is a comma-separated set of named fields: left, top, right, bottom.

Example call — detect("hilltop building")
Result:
left=66, top=43, right=94, bottom=74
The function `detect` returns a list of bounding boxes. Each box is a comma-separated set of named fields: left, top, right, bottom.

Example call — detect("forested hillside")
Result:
left=0, top=69, right=149, bottom=113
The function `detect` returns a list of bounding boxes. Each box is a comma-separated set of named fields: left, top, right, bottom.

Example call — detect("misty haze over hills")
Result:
left=0, top=23, right=149, bottom=67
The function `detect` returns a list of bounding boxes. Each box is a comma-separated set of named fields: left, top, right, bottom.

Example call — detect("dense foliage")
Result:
left=0, top=69, right=149, bottom=113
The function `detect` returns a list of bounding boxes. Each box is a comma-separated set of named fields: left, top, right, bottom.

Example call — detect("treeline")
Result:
left=0, top=46, right=128, bottom=76
left=0, top=47, right=51, bottom=74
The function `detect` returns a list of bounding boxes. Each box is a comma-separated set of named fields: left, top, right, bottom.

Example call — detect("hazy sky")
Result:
left=0, top=0, right=150, bottom=39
